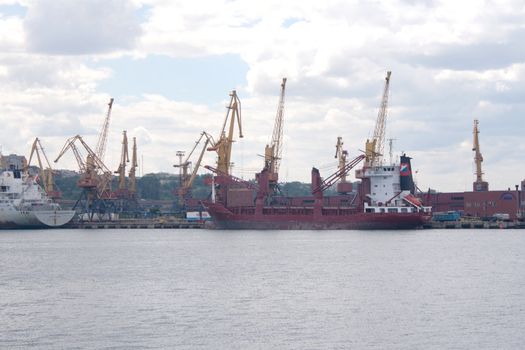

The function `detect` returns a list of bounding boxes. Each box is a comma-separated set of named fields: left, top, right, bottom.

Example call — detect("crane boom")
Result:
left=472, top=119, right=489, bottom=191
left=55, top=135, right=113, bottom=197
left=95, top=98, right=114, bottom=163
left=27, top=138, right=45, bottom=184
left=129, top=137, right=138, bottom=193
left=265, top=77, right=287, bottom=175
left=115, top=130, right=129, bottom=190
left=335, top=136, right=349, bottom=183
left=313, top=154, right=365, bottom=194
left=205, top=164, right=258, bottom=191
left=55, top=136, right=86, bottom=172
left=207, top=90, right=243, bottom=175
left=176, top=132, right=212, bottom=205
left=366, top=71, right=391, bottom=166
left=27, top=138, right=59, bottom=197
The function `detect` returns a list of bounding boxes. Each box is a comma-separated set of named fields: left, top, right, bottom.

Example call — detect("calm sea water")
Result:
left=1, top=228, right=524, bottom=349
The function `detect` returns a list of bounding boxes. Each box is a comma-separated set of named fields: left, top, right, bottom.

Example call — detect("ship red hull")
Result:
left=204, top=202, right=429, bottom=230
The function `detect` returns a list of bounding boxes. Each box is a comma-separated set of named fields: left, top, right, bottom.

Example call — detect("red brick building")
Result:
left=424, top=187, right=524, bottom=220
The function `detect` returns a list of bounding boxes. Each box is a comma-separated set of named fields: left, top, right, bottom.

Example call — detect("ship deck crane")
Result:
left=335, top=136, right=348, bottom=182
left=472, top=119, right=489, bottom=192
left=205, top=165, right=259, bottom=191
left=334, top=136, right=354, bottom=194
left=313, top=154, right=365, bottom=194
left=26, top=138, right=60, bottom=199
left=175, top=132, right=212, bottom=206
left=365, top=71, right=391, bottom=166
left=264, top=78, right=287, bottom=184
left=207, top=90, right=243, bottom=175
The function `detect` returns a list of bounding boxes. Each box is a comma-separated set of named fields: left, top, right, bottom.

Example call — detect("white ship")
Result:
left=0, top=168, right=75, bottom=229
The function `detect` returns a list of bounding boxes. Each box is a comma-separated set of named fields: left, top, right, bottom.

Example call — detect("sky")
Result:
left=0, top=0, right=524, bottom=192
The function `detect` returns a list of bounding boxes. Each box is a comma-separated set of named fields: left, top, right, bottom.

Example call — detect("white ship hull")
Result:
left=0, top=169, right=76, bottom=229
left=0, top=208, right=75, bottom=229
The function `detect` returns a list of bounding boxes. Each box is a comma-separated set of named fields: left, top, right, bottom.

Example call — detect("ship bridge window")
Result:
left=388, top=208, right=398, bottom=213
left=401, top=208, right=408, bottom=213
left=365, top=208, right=374, bottom=213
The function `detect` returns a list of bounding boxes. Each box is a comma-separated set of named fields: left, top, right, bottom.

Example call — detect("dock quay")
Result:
left=429, top=220, right=525, bottom=229
left=66, top=218, right=205, bottom=229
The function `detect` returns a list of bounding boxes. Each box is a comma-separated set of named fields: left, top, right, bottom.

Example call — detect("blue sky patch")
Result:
left=0, top=3, right=27, bottom=17
left=282, top=17, right=303, bottom=28
left=135, top=4, right=152, bottom=22
left=92, top=54, right=249, bottom=104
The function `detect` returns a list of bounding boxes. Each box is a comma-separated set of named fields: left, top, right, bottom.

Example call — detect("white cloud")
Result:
left=0, top=15, right=24, bottom=51
left=24, top=0, right=141, bottom=54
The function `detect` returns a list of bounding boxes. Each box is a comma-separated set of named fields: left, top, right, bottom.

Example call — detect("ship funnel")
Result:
left=400, top=154, right=415, bottom=194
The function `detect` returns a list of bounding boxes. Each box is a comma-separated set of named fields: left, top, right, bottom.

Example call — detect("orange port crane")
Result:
left=115, top=130, right=129, bottom=191
left=95, top=98, right=114, bottom=164
left=26, top=137, right=60, bottom=199
left=472, top=119, right=489, bottom=192
left=174, top=131, right=212, bottom=205
left=207, top=90, right=243, bottom=175
left=55, top=135, right=114, bottom=218
left=365, top=71, right=391, bottom=166
left=264, top=78, right=287, bottom=184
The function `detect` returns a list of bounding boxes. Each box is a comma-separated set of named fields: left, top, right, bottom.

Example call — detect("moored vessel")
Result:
left=204, top=154, right=431, bottom=230
left=0, top=168, right=75, bottom=229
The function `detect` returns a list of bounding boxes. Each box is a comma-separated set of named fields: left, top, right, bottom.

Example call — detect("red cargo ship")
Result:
left=204, top=154, right=431, bottom=230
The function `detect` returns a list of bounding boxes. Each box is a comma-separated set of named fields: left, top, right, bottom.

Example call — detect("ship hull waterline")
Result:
left=205, top=203, right=429, bottom=230
left=0, top=210, right=76, bottom=229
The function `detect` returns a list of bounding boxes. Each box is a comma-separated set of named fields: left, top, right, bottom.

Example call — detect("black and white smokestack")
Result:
left=400, top=154, right=415, bottom=194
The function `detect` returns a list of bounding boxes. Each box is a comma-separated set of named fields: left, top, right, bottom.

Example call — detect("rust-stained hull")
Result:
left=204, top=202, right=429, bottom=230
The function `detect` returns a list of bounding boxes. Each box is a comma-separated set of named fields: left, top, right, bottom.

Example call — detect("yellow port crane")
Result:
left=264, top=78, right=287, bottom=184
left=95, top=98, right=114, bottom=164
left=365, top=71, right=391, bottom=166
left=174, top=131, right=212, bottom=205
left=115, top=130, right=129, bottom=191
left=472, top=119, right=489, bottom=192
left=26, top=137, right=60, bottom=199
left=207, top=90, right=243, bottom=175
left=128, top=137, right=138, bottom=194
